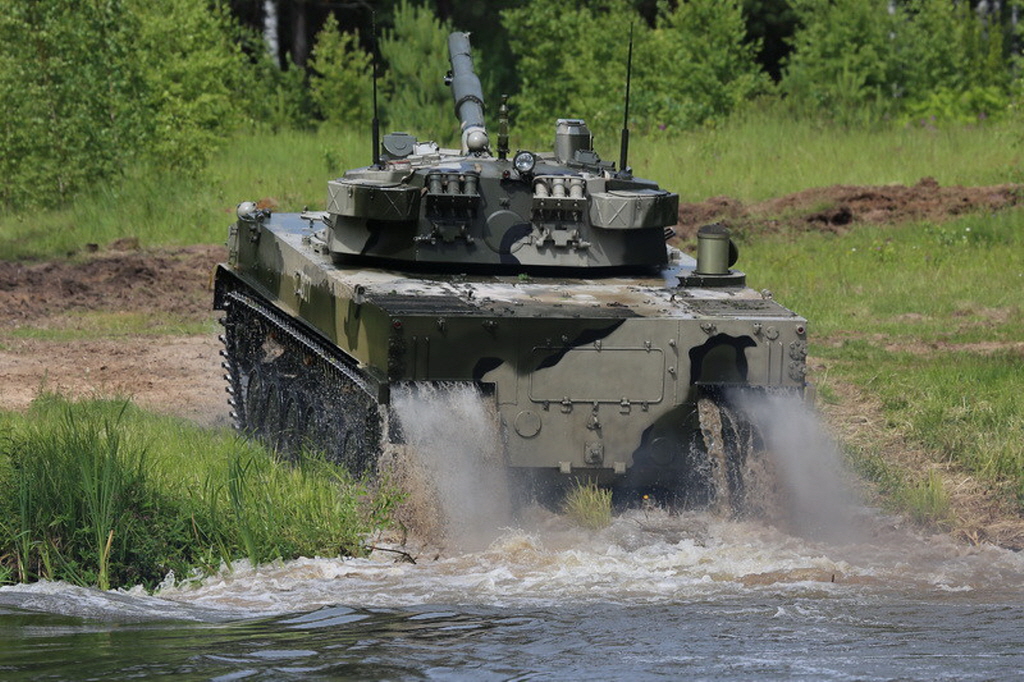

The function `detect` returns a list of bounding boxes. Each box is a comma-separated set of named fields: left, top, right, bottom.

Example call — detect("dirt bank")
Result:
left=673, top=177, right=1021, bottom=241
left=0, top=244, right=229, bottom=426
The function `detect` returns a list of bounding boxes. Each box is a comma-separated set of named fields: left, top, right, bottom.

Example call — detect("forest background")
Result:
left=2, top=0, right=1023, bottom=212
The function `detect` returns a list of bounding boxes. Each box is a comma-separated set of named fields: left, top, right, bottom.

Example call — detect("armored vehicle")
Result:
left=214, top=32, right=807, bottom=507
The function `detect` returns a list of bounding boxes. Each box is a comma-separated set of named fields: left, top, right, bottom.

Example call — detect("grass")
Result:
left=743, top=209, right=1024, bottom=338
left=8, top=311, right=215, bottom=342
left=1, top=113, right=1020, bottom=260
left=741, top=207, right=1024, bottom=518
left=0, top=126, right=366, bottom=261
left=563, top=480, right=613, bottom=530
left=0, top=394, right=401, bottom=590
left=902, top=471, right=952, bottom=528
left=636, top=106, right=1021, bottom=203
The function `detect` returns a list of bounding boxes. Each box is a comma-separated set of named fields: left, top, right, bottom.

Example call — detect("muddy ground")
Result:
left=0, top=244, right=229, bottom=427
left=1, top=179, right=1021, bottom=546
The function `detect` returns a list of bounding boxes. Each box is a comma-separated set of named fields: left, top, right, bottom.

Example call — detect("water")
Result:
left=3, top=510, right=1023, bottom=680
left=3, top=391, right=1024, bottom=679
left=388, top=383, right=512, bottom=550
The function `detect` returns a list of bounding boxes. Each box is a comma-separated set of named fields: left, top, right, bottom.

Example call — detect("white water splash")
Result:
left=725, top=389, right=864, bottom=542
left=387, top=383, right=511, bottom=550
left=148, top=507, right=1024, bottom=615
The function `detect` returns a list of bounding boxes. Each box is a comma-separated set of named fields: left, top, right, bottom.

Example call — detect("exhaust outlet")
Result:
left=695, top=223, right=737, bottom=276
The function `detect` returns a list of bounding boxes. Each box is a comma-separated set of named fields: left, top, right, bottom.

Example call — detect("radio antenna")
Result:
left=618, top=23, right=634, bottom=176
left=370, top=11, right=381, bottom=168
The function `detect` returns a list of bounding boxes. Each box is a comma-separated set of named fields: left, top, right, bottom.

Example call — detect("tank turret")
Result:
left=323, top=32, right=678, bottom=274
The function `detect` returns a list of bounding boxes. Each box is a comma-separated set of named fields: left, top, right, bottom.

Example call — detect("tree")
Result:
left=503, top=0, right=767, bottom=146
left=644, top=0, right=769, bottom=131
left=0, top=0, right=145, bottom=208
left=0, top=0, right=254, bottom=211
left=308, top=13, right=373, bottom=127
left=781, top=0, right=898, bottom=123
left=379, top=0, right=457, bottom=143
left=128, top=0, right=251, bottom=170
left=781, top=0, right=1016, bottom=124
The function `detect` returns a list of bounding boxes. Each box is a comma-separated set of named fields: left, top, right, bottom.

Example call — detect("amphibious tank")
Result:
left=213, top=32, right=807, bottom=507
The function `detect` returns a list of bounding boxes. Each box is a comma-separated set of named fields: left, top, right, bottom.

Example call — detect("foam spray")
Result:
left=719, top=388, right=863, bottom=542
left=389, top=383, right=511, bottom=550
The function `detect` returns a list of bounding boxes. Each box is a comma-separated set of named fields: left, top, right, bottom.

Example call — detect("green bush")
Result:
left=503, top=0, right=765, bottom=147
left=308, top=13, right=373, bottom=129
left=0, top=0, right=253, bottom=212
left=379, top=1, right=458, bottom=145
left=781, top=0, right=898, bottom=123
left=0, top=1, right=145, bottom=209
left=902, top=86, right=1010, bottom=126
left=310, top=2, right=458, bottom=145
left=128, top=0, right=251, bottom=171
left=782, top=0, right=1014, bottom=125
left=502, top=0, right=636, bottom=145
left=641, top=0, right=769, bottom=132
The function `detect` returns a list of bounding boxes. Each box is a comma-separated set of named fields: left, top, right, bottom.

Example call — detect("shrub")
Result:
left=0, top=0, right=253, bottom=211
left=379, top=0, right=458, bottom=145
left=128, top=0, right=251, bottom=171
left=308, top=13, right=373, bottom=128
left=782, top=0, right=1015, bottom=125
left=0, top=1, right=146, bottom=209
left=503, top=0, right=766, bottom=147
left=642, top=0, right=770, bottom=132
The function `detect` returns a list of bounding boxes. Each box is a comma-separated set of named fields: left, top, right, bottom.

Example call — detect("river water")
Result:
left=2, top=508, right=1023, bottom=680
left=3, top=389, right=1023, bottom=680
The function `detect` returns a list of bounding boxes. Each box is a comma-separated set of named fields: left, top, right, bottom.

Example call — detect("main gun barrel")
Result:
left=447, top=32, right=489, bottom=154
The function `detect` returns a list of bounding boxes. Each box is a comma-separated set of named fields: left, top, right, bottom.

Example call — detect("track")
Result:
left=217, top=285, right=385, bottom=474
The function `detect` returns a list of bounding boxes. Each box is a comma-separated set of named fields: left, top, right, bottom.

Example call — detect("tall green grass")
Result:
left=634, top=107, right=1021, bottom=202
left=563, top=480, right=613, bottom=530
left=1, top=114, right=1020, bottom=260
left=743, top=209, right=1024, bottom=339
left=0, top=394, right=401, bottom=590
left=0, top=127, right=365, bottom=260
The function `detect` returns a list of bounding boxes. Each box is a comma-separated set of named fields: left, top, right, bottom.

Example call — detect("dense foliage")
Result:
left=378, top=1, right=457, bottom=143
left=2, top=0, right=1022, bottom=209
left=308, top=13, right=373, bottom=127
left=0, top=0, right=254, bottom=211
left=486, top=0, right=768, bottom=145
left=783, top=0, right=1016, bottom=125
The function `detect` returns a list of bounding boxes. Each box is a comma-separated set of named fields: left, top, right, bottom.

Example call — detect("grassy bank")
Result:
left=742, top=208, right=1024, bottom=526
left=0, top=395, right=400, bottom=590
left=0, top=113, right=1020, bottom=260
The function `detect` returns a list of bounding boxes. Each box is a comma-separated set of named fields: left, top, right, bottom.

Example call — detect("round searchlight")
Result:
left=513, top=150, right=536, bottom=174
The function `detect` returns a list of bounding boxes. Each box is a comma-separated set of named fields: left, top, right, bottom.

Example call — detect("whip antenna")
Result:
left=618, top=23, right=634, bottom=176
left=370, top=12, right=380, bottom=168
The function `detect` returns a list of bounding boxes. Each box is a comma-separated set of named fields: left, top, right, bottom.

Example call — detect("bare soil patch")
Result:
left=0, top=244, right=229, bottom=425
left=673, top=178, right=1022, bottom=240
left=0, top=243, right=220, bottom=327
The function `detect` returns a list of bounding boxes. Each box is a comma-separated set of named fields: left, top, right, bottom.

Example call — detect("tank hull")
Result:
left=214, top=211, right=807, bottom=492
